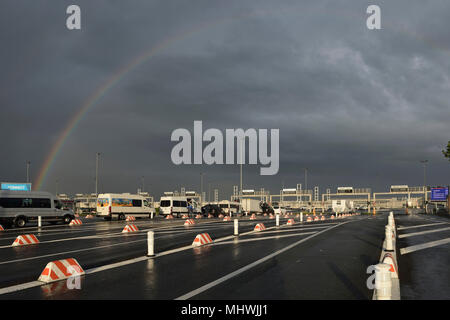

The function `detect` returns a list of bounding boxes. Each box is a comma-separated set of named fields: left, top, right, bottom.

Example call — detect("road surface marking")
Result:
left=397, top=222, right=448, bottom=231
left=174, top=221, right=351, bottom=300
left=398, top=227, right=450, bottom=238
left=400, top=238, right=450, bottom=255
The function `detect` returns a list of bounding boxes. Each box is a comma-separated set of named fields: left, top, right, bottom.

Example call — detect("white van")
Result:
left=159, top=196, right=189, bottom=217
left=0, top=190, right=75, bottom=228
left=218, top=200, right=241, bottom=215
left=96, top=193, right=155, bottom=220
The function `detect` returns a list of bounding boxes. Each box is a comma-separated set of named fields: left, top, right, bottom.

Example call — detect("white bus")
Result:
left=96, top=193, right=155, bottom=220
left=159, top=196, right=189, bottom=217
left=218, top=200, right=241, bottom=215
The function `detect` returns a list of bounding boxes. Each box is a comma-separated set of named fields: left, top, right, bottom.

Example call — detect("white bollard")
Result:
left=151, top=212, right=154, bottom=219
left=300, top=212, right=303, bottom=222
left=38, top=216, right=42, bottom=228
left=385, top=225, right=394, bottom=251
left=234, top=219, right=239, bottom=236
left=147, top=231, right=155, bottom=256
left=276, top=214, right=280, bottom=227
left=375, top=263, right=392, bottom=300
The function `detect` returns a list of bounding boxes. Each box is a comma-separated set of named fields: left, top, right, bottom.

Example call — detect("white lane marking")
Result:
left=211, top=231, right=317, bottom=245
left=398, top=227, right=450, bottom=238
left=400, top=238, right=450, bottom=255
left=397, top=222, right=448, bottom=231
left=0, top=239, right=147, bottom=265
left=0, top=281, right=43, bottom=295
left=175, top=221, right=351, bottom=300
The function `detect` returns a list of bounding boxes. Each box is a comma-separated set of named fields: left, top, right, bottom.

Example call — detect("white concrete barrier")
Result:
left=375, top=263, right=392, bottom=300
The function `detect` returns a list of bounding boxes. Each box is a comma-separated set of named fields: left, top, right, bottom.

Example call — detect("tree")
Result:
left=443, top=141, right=450, bottom=161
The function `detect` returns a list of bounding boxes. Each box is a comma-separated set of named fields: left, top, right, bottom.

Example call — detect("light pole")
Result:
left=420, top=160, right=428, bottom=213
left=200, top=173, right=204, bottom=205
left=26, top=161, right=30, bottom=183
left=95, top=153, right=100, bottom=195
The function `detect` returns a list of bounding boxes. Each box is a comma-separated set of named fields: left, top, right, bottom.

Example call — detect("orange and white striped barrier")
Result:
left=254, top=223, right=266, bottom=231
left=314, top=216, right=319, bottom=221
left=195, top=214, right=202, bottom=219
left=122, top=224, right=139, bottom=233
left=320, top=215, right=325, bottom=221
left=85, top=215, right=94, bottom=218
left=69, top=219, right=82, bottom=226
left=263, top=213, right=267, bottom=217
left=165, top=214, right=174, bottom=219
left=38, top=258, right=85, bottom=283
left=331, top=215, right=335, bottom=220
left=218, top=214, right=224, bottom=219
left=223, top=216, right=231, bottom=221
left=192, top=233, right=213, bottom=247
left=12, top=234, right=39, bottom=246
left=286, top=219, right=295, bottom=225
left=74, top=214, right=80, bottom=217
left=250, top=214, right=256, bottom=220
left=0, top=225, right=4, bottom=231
left=181, top=214, right=189, bottom=219
left=208, top=214, right=213, bottom=218
left=269, top=214, right=274, bottom=219
left=126, top=216, right=136, bottom=221
left=306, top=216, right=312, bottom=222
left=184, top=219, right=195, bottom=225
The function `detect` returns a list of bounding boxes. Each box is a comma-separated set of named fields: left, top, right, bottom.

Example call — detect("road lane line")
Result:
left=398, top=226, right=450, bottom=238
left=174, top=221, right=351, bottom=300
left=400, top=238, right=450, bottom=255
left=397, top=222, right=448, bottom=230
left=211, top=231, right=317, bottom=245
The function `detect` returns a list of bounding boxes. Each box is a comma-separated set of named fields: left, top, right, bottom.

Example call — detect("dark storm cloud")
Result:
left=0, top=0, right=449, bottom=199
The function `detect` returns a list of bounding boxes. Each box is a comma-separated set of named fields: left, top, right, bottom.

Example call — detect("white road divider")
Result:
left=373, top=213, right=400, bottom=300
left=12, top=234, right=39, bottom=246
left=374, top=263, right=392, bottom=300
left=126, top=216, right=136, bottom=222
left=147, top=231, right=155, bottom=257
left=192, top=233, right=214, bottom=247
left=276, top=214, right=279, bottom=227
left=38, top=258, right=85, bottom=283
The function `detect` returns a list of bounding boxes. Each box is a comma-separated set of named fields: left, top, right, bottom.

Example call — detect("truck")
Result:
left=241, top=198, right=262, bottom=215
left=332, top=200, right=354, bottom=213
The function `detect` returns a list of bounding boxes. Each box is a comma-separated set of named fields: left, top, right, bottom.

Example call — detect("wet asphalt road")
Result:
left=0, top=213, right=391, bottom=299
left=395, top=213, right=450, bottom=300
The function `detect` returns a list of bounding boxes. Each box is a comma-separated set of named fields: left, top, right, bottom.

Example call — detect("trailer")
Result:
left=332, top=200, right=354, bottom=213
left=241, top=198, right=262, bottom=214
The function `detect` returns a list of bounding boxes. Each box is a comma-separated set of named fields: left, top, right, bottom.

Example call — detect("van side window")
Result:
left=0, top=198, right=50, bottom=208
left=173, top=201, right=181, bottom=207
left=180, top=201, right=187, bottom=207
left=132, top=200, right=142, bottom=207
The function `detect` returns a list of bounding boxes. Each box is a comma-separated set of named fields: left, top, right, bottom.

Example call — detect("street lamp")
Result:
left=420, top=160, right=428, bottom=213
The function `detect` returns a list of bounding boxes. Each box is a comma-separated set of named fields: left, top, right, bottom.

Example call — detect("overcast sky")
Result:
left=1, top=0, right=449, bottom=199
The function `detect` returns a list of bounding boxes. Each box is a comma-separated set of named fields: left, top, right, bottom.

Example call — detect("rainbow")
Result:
left=33, top=7, right=446, bottom=191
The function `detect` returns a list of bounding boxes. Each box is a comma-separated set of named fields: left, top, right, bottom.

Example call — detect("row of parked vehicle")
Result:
left=0, top=190, right=293, bottom=228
